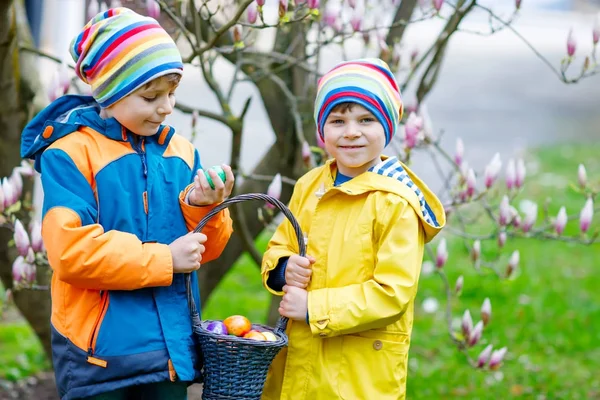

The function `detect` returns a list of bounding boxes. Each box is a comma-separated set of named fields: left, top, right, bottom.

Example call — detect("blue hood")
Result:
left=21, top=95, right=129, bottom=173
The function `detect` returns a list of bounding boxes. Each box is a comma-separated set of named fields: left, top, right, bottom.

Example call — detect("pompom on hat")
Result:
left=70, top=7, right=183, bottom=108
left=314, top=58, right=403, bottom=146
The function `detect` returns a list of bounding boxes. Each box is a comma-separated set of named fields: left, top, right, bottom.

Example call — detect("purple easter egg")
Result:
left=206, top=321, right=228, bottom=335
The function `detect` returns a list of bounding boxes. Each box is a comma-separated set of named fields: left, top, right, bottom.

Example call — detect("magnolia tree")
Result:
left=1, top=0, right=599, bottom=370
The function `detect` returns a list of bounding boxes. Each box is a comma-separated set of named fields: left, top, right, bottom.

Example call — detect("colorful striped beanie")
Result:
left=314, top=58, right=403, bottom=146
left=69, top=7, right=183, bottom=108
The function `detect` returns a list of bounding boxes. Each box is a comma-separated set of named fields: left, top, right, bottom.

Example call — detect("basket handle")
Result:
left=185, top=193, right=307, bottom=335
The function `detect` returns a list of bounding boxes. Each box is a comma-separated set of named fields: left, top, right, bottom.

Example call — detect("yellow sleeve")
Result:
left=307, top=198, right=424, bottom=337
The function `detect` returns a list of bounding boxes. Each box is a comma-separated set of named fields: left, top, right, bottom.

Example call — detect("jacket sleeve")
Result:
left=307, top=197, right=424, bottom=337
left=40, top=148, right=173, bottom=291
left=261, top=182, right=304, bottom=296
left=178, top=149, right=233, bottom=263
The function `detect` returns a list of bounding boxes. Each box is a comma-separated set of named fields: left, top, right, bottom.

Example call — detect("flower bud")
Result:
left=471, top=240, right=481, bottom=263
left=454, top=138, right=464, bottom=166
left=567, top=28, right=576, bottom=57
left=302, top=141, right=312, bottom=167
left=477, top=344, right=493, bottom=368
left=278, top=0, right=288, bottom=19
left=484, top=153, right=502, bottom=188
left=489, top=347, right=508, bottom=370
left=499, top=195, right=511, bottom=226
left=468, top=321, right=484, bottom=347
left=481, top=297, right=492, bottom=326
left=594, top=18, right=599, bottom=45
left=256, top=0, right=265, bottom=6
left=433, top=0, right=444, bottom=12
left=348, top=0, right=357, bottom=8
left=146, top=0, right=160, bottom=19
left=26, top=247, right=35, bottom=264
left=10, top=169, right=23, bottom=198
left=30, top=221, right=44, bottom=253
left=505, top=159, right=516, bottom=190
left=232, top=24, right=243, bottom=43
left=498, top=231, right=507, bottom=248
left=461, top=309, right=473, bottom=338
left=578, top=164, right=587, bottom=188
left=466, top=168, right=476, bottom=198
left=515, top=0, right=522, bottom=9
left=555, top=206, right=567, bottom=235
left=13, top=219, right=31, bottom=257
left=455, top=275, right=464, bottom=295
left=404, top=113, right=422, bottom=149
left=17, top=160, right=35, bottom=178
left=579, top=197, right=594, bottom=233
left=12, top=256, right=36, bottom=286
left=323, top=8, right=336, bottom=28
left=307, top=0, right=319, bottom=8
left=506, top=250, right=520, bottom=278
left=521, top=202, right=537, bottom=233
left=350, top=12, right=361, bottom=32
left=266, top=173, right=282, bottom=208
left=4, top=288, right=13, bottom=305
left=435, top=238, right=448, bottom=268
left=515, top=158, right=526, bottom=188
left=247, top=2, right=258, bottom=24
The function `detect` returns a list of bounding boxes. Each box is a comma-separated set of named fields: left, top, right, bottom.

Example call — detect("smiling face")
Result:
left=100, top=74, right=180, bottom=136
left=323, top=103, right=386, bottom=177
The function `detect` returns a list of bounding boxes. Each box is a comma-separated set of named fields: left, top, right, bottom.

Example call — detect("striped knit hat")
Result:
left=314, top=58, right=403, bottom=146
left=70, top=7, right=183, bottom=108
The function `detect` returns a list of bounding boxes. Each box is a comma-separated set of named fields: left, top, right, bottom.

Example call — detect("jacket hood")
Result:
left=20, top=94, right=174, bottom=173
left=326, top=156, right=446, bottom=243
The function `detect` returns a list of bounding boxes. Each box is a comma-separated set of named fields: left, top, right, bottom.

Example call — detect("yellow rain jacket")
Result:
left=261, top=156, right=445, bottom=400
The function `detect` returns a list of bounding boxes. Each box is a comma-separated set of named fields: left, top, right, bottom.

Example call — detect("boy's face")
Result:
left=101, top=75, right=179, bottom=137
left=323, top=103, right=386, bottom=177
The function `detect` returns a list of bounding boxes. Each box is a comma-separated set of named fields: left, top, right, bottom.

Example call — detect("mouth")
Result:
left=339, top=145, right=364, bottom=149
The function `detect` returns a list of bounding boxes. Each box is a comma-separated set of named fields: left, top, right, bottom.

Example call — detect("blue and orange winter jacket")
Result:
left=21, top=95, right=233, bottom=399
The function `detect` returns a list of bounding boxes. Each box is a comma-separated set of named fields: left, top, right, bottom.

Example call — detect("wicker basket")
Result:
left=186, top=193, right=306, bottom=400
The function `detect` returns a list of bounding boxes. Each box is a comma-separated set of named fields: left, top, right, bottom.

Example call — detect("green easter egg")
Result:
left=204, top=166, right=227, bottom=189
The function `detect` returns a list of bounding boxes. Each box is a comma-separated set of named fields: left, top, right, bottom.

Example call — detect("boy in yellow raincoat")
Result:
left=261, top=58, right=446, bottom=400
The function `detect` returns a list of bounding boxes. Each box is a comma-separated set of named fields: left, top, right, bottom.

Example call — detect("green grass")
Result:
left=1, top=143, right=599, bottom=398
left=0, top=323, right=49, bottom=381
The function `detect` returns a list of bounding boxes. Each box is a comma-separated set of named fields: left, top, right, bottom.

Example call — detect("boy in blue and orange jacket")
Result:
left=20, top=8, right=233, bottom=400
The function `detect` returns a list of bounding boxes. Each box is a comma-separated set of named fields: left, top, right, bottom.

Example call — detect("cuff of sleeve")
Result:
left=308, top=289, right=333, bottom=338
left=266, top=258, right=289, bottom=292
left=142, top=243, right=173, bottom=287
left=261, top=251, right=294, bottom=296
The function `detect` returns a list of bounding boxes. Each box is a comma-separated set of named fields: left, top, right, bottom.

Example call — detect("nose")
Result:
left=343, top=121, right=361, bottom=138
left=157, top=96, right=174, bottom=115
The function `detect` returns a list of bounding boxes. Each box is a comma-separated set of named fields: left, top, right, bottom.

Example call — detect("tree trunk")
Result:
left=0, top=0, right=52, bottom=359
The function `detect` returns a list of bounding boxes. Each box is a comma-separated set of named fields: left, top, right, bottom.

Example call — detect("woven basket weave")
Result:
left=186, top=193, right=306, bottom=400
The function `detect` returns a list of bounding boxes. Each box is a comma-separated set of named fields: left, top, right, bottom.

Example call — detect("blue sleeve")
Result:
left=266, top=257, right=289, bottom=292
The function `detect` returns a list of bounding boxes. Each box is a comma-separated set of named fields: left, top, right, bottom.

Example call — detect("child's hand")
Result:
left=285, top=255, right=315, bottom=288
left=169, top=232, right=207, bottom=273
left=188, top=165, right=235, bottom=206
left=279, top=285, right=308, bottom=321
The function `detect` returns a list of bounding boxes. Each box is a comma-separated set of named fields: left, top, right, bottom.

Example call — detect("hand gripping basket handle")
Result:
left=185, top=193, right=306, bottom=335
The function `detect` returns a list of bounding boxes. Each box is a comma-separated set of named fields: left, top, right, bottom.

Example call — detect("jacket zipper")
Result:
left=132, top=136, right=149, bottom=239
left=87, top=291, right=109, bottom=368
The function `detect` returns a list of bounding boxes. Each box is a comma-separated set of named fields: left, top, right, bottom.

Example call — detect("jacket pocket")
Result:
left=87, top=291, right=109, bottom=368
left=338, top=334, right=409, bottom=400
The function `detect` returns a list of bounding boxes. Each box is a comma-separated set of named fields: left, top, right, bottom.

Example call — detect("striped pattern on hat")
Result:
left=70, top=7, right=183, bottom=108
left=314, top=58, right=403, bottom=146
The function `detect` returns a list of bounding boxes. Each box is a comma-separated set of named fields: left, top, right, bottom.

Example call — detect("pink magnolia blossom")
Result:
left=278, top=0, right=288, bottom=19
left=521, top=201, right=538, bottom=233
left=454, top=138, right=464, bottom=166
left=17, top=160, right=35, bottom=178
left=13, top=219, right=31, bottom=257
left=468, top=321, right=484, bottom=347
left=594, top=19, right=599, bottom=45
left=505, top=159, right=516, bottom=190
left=567, top=29, right=576, bottom=57
left=433, top=0, right=444, bottom=12
left=30, top=221, right=44, bottom=253
left=247, top=2, right=258, bottom=24
left=302, top=141, right=312, bottom=166
left=12, top=256, right=35, bottom=285
left=466, top=168, right=476, bottom=198
left=579, top=197, right=594, bottom=233
left=256, top=0, right=266, bottom=6
left=146, top=0, right=160, bottom=19
left=266, top=173, right=282, bottom=209
left=232, top=24, right=243, bottom=43
left=489, top=347, right=508, bottom=370
left=322, top=8, right=337, bottom=28
left=2, top=178, right=17, bottom=210
left=307, top=0, right=319, bottom=8
left=348, top=0, right=357, bottom=8
left=404, top=113, right=422, bottom=149
left=515, top=158, right=526, bottom=188
left=471, top=240, right=481, bottom=262
left=455, top=275, right=464, bottom=294
left=498, top=231, right=507, bottom=248
left=554, top=206, right=567, bottom=235
left=481, top=298, right=492, bottom=326
left=578, top=164, right=587, bottom=188
left=10, top=169, right=23, bottom=198
left=477, top=344, right=493, bottom=368
left=506, top=250, right=520, bottom=278
left=484, top=153, right=502, bottom=188
left=461, top=310, right=473, bottom=338
left=435, top=238, right=447, bottom=268
left=350, top=12, right=362, bottom=32
left=515, top=0, right=522, bottom=9
left=499, top=196, right=511, bottom=226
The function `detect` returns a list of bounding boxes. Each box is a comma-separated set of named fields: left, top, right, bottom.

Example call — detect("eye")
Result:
left=143, top=96, right=156, bottom=102
left=328, top=119, right=344, bottom=124
left=361, top=117, right=375, bottom=123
